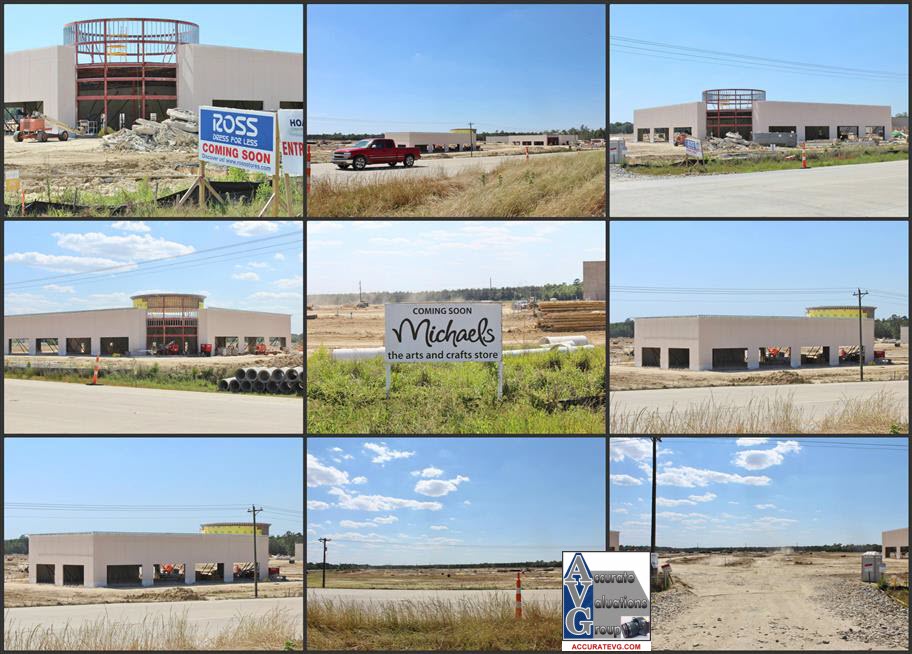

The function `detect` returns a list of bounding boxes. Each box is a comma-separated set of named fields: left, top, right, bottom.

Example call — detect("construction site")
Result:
left=3, top=13, right=303, bottom=215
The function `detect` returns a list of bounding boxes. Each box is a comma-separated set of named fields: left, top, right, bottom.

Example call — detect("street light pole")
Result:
left=853, top=288, right=869, bottom=381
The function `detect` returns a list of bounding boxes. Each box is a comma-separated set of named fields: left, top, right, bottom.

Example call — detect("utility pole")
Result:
left=469, top=121, right=474, bottom=156
left=359, top=280, right=362, bottom=304
left=247, top=505, right=263, bottom=598
left=318, top=537, right=331, bottom=588
left=650, top=437, right=661, bottom=588
left=853, top=288, right=869, bottom=381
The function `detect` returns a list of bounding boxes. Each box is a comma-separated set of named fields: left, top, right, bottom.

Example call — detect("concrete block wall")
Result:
left=752, top=101, right=892, bottom=142
left=3, top=45, right=77, bottom=129
left=633, top=101, right=706, bottom=142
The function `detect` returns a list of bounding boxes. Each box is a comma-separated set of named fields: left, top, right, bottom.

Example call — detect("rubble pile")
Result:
left=102, top=108, right=199, bottom=152
left=702, top=132, right=762, bottom=152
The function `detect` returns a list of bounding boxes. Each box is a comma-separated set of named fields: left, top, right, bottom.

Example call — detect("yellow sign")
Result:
left=5, top=169, right=20, bottom=192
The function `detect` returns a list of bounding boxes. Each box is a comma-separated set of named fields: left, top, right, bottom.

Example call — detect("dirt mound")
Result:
left=129, top=587, right=203, bottom=602
left=734, top=370, right=807, bottom=385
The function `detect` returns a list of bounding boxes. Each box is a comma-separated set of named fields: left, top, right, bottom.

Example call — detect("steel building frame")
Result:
left=703, top=88, right=766, bottom=140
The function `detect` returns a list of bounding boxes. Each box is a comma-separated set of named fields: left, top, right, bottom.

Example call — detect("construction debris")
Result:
left=536, top=301, right=606, bottom=332
left=101, top=107, right=199, bottom=152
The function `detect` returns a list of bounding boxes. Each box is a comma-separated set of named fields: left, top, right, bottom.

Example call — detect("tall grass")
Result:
left=610, top=389, right=909, bottom=434
left=4, top=606, right=302, bottom=650
left=307, top=150, right=605, bottom=217
left=307, top=595, right=560, bottom=651
left=307, top=347, right=606, bottom=433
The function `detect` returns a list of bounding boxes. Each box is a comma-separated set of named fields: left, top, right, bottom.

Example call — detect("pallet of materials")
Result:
left=537, top=301, right=606, bottom=331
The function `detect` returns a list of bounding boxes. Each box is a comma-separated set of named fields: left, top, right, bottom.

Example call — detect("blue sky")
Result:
left=4, top=4, right=303, bottom=53
left=3, top=438, right=303, bottom=539
left=609, top=221, right=909, bottom=321
left=307, top=4, right=606, bottom=134
left=307, top=438, right=605, bottom=564
left=4, top=221, right=304, bottom=331
left=308, top=221, right=605, bottom=295
left=610, top=437, right=909, bottom=547
left=610, top=4, right=909, bottom=122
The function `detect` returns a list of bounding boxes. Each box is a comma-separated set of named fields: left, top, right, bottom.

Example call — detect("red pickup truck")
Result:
left=332, top=138, right=420, bottom=170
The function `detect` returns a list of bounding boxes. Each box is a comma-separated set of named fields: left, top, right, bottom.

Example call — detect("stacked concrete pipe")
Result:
left=219, top=367, right=305, bottom=394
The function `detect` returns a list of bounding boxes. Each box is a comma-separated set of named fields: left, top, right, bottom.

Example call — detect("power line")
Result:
left=611, top=36, right=909, bottom=78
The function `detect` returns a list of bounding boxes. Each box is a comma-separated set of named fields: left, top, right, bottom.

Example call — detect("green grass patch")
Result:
left=625, top=147, right=908, bottom=176
left=306, top=346, right=605, bottom=434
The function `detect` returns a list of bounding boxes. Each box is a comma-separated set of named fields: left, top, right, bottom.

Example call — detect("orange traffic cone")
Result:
left=90, top=355, right=100, bottom=385
left=801, top=142, right=807, bottom=169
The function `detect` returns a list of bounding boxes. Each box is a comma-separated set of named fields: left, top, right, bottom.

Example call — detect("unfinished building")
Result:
left=28, top=531, right=269, bottom=588
left=609, top=530, right=620, bottom=551
left=583, top=260, right=606, bottom=300
left=634, top=88, right=891, bottom=143
left=4, top=292, right=291, bottom=356
left=882, top=528, right=908, bottom=559
left=4, top=17, right=302, bottom=131
left=633, top=311, right=874, bottom=371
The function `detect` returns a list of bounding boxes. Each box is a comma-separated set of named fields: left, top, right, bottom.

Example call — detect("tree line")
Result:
left=309, top=280, right=584, bottom=305
left=609, top=121, right=634, bottom=134
left=306, top=560, right=561, bottom=570
left=308, top=125, right=607, bottom=141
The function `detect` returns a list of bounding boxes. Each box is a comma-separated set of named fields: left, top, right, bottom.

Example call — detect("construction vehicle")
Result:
left=200, top=343, right=213, bottom=357
left=12, top=112, right=81, bottom=142
left=153, top=341, right=180, bottom=355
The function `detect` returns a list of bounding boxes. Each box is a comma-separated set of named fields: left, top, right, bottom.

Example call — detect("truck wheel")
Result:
left=37, top=131, right=48, bottom=142
left=388, top=162, right=397, bottom=167
left=353, top=156, right=367, bottom=170
left=336, top=164, right=349, bottom=169
left=404, top=155, right=414, bottom=167
left=58, top=130, right=69, bottom=141
left=13, top=131, right=23, bottom=142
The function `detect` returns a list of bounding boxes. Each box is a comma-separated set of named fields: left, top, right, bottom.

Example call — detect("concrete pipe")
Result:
left=298, top=381, right=304, bottom=393
left=285, top=367, right=299, bottom=382
left=270, top=367, right=286, bottom=382
left=256, top=368, right=272, bottom=382
left=282, top=381, right=297, bottom=393
left=538, top=336, right=589, bottom=346
left=253, top=380, right=266, bottom=392
left=503, top=347, right=551, bottom=357
left=234, top=368, right=247, bottom=380
left=246, top=367, right=271, bottom=381
left=266, top=380, right=280, bottom=393
left=218, top=377, right=234, bottom=391
left=332, top=347, right=385, bottom=361
left=240, top=379, right=253, bottom=392
left=228, top=378, right=241, bottom=393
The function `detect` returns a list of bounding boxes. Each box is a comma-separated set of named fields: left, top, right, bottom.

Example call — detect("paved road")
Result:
left=609, top=160, right=908, bottom=216
left=308, top=587, right=559, bottom=609
left=311, top=150, right=584, bottom=187
left=611, top=380, right=908, bottom=423
left=4, top=597, right=302, bottom=638
left=4, top=379, right=303, bottom=433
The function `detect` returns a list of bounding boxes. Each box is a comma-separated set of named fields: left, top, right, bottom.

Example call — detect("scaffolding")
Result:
left=703, top=89, right=766, bottom=140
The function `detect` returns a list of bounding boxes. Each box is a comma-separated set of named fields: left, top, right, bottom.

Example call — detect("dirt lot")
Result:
left=307, top=302, right=605, bottom=354
left=5, top=353, right=303, bottom=372
left=3, top=554, right=303, bottom=608
left=4, top=135, right=230, bottom=198
left=610, top=337, right=909, bottom=391
left=307, top=139, right=597, bottom=164
left=652, top=552, right=908, bottom=650
left=306, top=566, right=560, bottom=590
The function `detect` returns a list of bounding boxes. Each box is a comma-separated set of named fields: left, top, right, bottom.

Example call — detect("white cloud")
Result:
left=657, top=465, right=771, bottom=488
left=351, top=476, right=368, bottom=485
left=736, top=438, right=769, bottom=446
left=328, top=487, right=442, bottom=512
left=614, top=508, right=629, bottom=514
left=5, top=252, right=135, bottom=274
left=307, top=500, right=330, bottom=510
left=372, top=515, right=398, bottom=525
left=755, top=504, right=777, bottom=510
left=610, top=437, right=652, bottom=462
left=274, top=275, right=303, bottom=288
left=728, top=501, right=739, bottom=505
left=741, top=516, right=798, bottom=530
left=42, top=284, right=75, bottom=293
left=307, top=454, right=350, bottom=487
left=410, top=466, right=444, bottom=478
left=415, top=475, right=470, bottom=497
left=248, top=291, right=302, bottom=300
left=232, top=272, right=260, bottom=281
left=353, top=221, right=394, bottom=229
left=463, top=500, right=471, bottom=506
left=429, top=525, right=449, bottom=531
left=52, top=231, right=194, bottom=260
left=688, top=492, right=717, bottom=502
left=330, top=447, right=343, bottom=453
left=732, top=440, right=801, bottom=471
left=339, top=520, right=375, bottom=529
left=232, top=221, right=279, bottom=237
left=110, top=221, right=150, bottom=233
left=656, top=497, right=696, bottom=507
left=363, top=442, right=416, bottom=464
left=610, top=474, right=643, bottom=486
left=274, top=252, right=286, bottom=261
left=248, top=261, right=269, bottom=269
left=307, top=221, right=344, bottom=234
left=323, top=531, right=460, bottom=547
left=341, top=454, right=354, bottom=460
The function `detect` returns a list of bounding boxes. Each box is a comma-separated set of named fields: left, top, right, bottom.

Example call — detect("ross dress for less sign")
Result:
left=384, top=303, right=502, bottom=363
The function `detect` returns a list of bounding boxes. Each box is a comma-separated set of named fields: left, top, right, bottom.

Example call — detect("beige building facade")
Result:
left=609, top=530, right=620, bottom=551
left=28, top=532, right=269, bottom=587
left=882, top=528, right=908, bottom=559
left=634, top=101, right=706, bottom=142
left=633, top=315, right=874, bottom=371
left=4, top=293, right=291, bottom=356
left=583, top=260, right=606, bottom=300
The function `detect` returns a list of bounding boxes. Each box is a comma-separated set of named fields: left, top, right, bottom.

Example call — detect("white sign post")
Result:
left=384, top=303, right=503, bottom=400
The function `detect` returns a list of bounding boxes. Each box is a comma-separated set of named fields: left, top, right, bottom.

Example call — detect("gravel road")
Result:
left=310, top=151, right=586, bottom=187
left=651, top=554, right=908, bottom=650
left=609, top=160, right=908, bottom=216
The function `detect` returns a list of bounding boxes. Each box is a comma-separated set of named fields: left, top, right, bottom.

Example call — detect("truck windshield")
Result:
left=350, top=140, right=371, bottom=148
